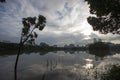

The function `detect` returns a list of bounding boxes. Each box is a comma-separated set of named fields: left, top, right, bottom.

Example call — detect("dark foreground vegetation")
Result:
left=101, top=64, right=120, bottom=80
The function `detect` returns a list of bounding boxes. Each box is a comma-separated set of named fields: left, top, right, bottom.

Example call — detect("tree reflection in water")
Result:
left=0, top=50, right=120, bottom=80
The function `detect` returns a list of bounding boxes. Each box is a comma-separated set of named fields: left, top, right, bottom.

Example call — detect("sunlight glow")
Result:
left=84, top=36, right=91, bottom=40
left=80, top=21, right=93, bottom=36
left=84, top=58, right=93, bottom=62
left=83, top=63, right=93, bottom=69
left=67, top=20, right=93, bottom=37
left=81, top=29, right=92, bottom=36
left=83, top=58, right=93, bottom=69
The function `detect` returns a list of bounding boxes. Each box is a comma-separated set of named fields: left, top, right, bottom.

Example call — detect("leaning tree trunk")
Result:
left=14, top=43, right=22, bottom=80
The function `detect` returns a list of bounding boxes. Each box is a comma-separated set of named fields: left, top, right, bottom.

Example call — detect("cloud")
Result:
left=0, top=0, right=120, bottom=45
left=36, top=31, right=86, bottom=46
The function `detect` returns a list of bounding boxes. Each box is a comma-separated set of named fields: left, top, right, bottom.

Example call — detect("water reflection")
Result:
left=89, top=49, right=111, bottom=61
left=83, top=59, right=94, bottom=69
left=0, top=49, right=112, bottom=57
left=0, top=50, right=120, bottom=80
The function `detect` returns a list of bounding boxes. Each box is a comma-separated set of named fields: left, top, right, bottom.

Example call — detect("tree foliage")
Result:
left=0, top=0, right=5, bottom=2
left=14, top=15, right=46, bottom=80
left=21, top=15, right=46, bottom=45
left=85, top=0, right=120, bottom=34
left=101, top=65, right=120, bottom=80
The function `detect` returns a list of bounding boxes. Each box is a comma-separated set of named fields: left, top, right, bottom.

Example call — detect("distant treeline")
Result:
left=0, top=41, right=120, bottom=55
left=89, top=38, right=120, bottom=51
left=0, top=42, right=87, bottom=52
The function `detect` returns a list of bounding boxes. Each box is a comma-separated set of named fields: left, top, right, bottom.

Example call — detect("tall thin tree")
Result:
left=14, top=15, right=46, bottom=80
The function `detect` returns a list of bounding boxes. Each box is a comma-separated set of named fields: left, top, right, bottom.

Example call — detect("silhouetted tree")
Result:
left=85, top=0, right=120, bottom=34
left=93, top=38, right=97, bottom=43
left=40, top=42, right=49, bottom=47
left=89, top=41, right=109, bottom=51
left=93, top=38, right=102, bottom=43
left=0, top=0, right=5, bottom=2
left=53, top=45, right=57, bottom=47
left=69, top=44, right=75, bottom=48
left=64, top=44, right=68, bottom=48
left=101, top=65, right=120, bottom=80
left=14, top=15, right=46, bottom=80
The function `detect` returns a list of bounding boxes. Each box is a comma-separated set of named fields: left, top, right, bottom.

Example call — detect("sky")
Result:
left=0, top=0, right=120, bottom=46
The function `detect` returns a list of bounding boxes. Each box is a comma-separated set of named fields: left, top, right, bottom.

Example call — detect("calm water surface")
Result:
left=0, top=51, right=120, bottom=80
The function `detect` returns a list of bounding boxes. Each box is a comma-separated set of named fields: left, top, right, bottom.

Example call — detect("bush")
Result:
left=101, top=64, right=120, bottom=80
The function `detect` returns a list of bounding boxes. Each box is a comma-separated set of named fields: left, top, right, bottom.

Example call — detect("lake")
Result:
left=0, top=50, right=120, bottom=80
